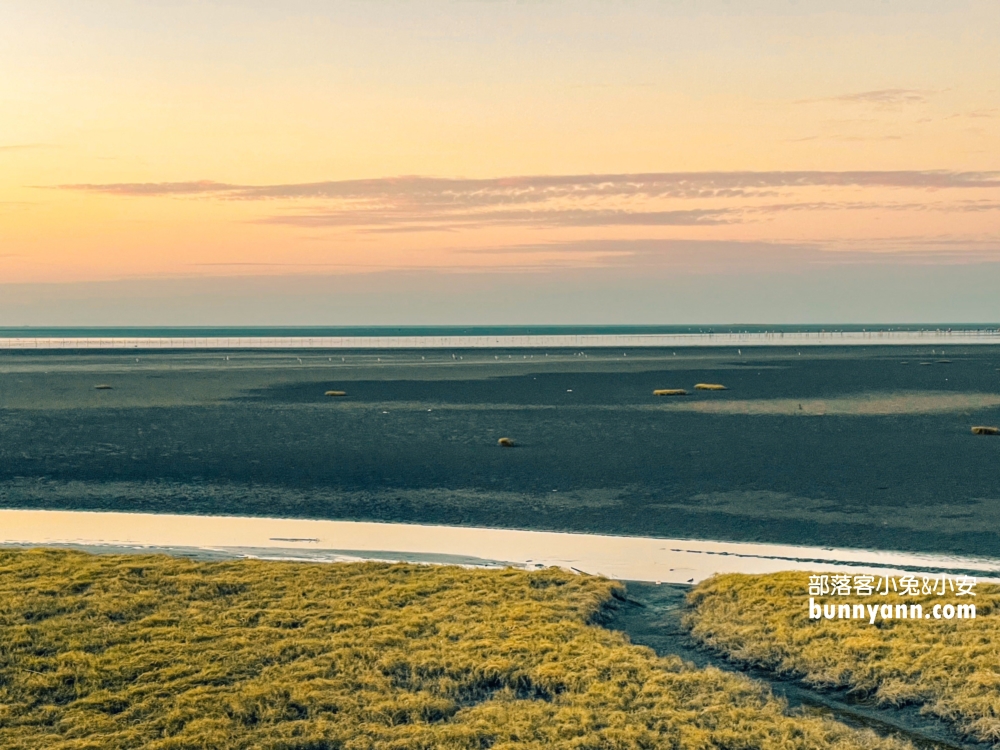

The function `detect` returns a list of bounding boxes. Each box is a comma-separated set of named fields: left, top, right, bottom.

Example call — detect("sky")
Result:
left=1, top=0, right=999, bottom=325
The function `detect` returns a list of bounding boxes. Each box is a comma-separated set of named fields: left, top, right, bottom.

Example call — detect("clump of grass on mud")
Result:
left=685, top=572, right=1000, bottom=746
left=0, top=550, right=913, bottom=750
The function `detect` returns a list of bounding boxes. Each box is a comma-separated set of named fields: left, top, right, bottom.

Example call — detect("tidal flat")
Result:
left=1, top=346, right=999, bottom=557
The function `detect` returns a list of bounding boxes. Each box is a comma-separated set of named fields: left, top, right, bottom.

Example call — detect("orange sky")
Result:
left=1, top=1, right=998, bottom=321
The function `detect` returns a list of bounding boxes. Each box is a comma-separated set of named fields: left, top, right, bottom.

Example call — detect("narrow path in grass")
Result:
left=606, top=581, right=992, bottom=750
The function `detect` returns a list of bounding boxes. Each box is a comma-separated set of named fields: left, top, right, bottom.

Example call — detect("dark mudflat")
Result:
left=2, top=346, right=1000, bottom=558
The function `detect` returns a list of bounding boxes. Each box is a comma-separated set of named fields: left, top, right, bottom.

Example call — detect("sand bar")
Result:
left=3, top=509, right=998, bottom=584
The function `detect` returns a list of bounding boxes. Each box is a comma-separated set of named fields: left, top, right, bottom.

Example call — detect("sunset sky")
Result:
left=2, top=0, right=998, bottom=324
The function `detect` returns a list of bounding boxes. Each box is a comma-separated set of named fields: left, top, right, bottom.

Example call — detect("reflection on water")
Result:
left=2, top=510, right=998, bottom=584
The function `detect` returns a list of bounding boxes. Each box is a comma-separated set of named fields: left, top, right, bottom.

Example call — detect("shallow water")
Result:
left=1, top=346, right=999, bottom=557
left=5, top=510, right=996, bottom=584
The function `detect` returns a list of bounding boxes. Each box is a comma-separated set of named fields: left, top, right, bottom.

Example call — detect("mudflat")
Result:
left=1, top=346, right=998, bottom=557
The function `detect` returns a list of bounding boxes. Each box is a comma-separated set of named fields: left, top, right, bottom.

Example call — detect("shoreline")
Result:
left=2, top=329, right=1000, bottom=350
left=3, top=509, right=998, bottom=583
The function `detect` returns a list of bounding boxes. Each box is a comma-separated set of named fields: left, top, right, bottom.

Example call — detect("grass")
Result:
left=685, top=572, right=1000, bottom=746
left=0, top=549, right=913, bottom=750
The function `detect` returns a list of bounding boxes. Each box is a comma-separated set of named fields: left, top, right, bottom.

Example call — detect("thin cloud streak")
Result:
left=43, top=171, right=1000, bottom=243
left=798, top=89, right=934, bottom=106
left=52, top=180, right=240, bottom=195
left=259, top=208, right=734, bottom=230
left=259, top=200, right=1000, bottom=232
left=460, top=238, right=1000, bottom=272
left=52, top=171, right=1000, bottom=233
left=56, top=171, right=1000, bottom=200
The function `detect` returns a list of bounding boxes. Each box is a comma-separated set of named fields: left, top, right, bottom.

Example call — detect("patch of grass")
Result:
left=685, top=572, right=1000, bottom=746
left=0, top=550, right=912, bottom=750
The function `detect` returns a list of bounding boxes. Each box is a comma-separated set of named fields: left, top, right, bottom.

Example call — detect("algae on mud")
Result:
left=0, top=549, right=915, bottom=750
left=685, top=572, right=1000, bottom=747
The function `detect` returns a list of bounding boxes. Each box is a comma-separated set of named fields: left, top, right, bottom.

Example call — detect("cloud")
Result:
left=258, top=199, right=1000, bottom=232
left=186, top=261, right=412, bottom=270
left=259, top=207, right=734, bottom=231
left=945, top=109, right=998, bottom=121
left=750, top=200, right=1000, bottom=214
left=56, top=180, right=240, bottom=195
left=462, top=238, right=1000, bottom=272
left=55, top=170, right=1000, bottom=201
left=799, top=89, right=934, bottom=106
left=52, top=171, right=1000, bottom=233
left=784, top=134, right=906, bottom=143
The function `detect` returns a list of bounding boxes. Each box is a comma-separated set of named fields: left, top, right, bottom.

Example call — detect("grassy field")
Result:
left=685, top=572, right=1000, bottom=746
left=0, top=550, right=913, bottom=750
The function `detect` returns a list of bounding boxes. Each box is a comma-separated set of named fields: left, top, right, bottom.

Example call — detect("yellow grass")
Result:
left=0, top=550, right=912, bottom=750
left=693, top=384, right=727, bottom=391
left=685, top=572, right=1000, bottom=745
left=653, top=389, right=688, bottom=396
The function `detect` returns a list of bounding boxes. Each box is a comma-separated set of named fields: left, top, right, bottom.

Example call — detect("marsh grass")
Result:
left=685, top=572, right=1000, bottom=746
left=0, top=550, right=912, bottom=750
